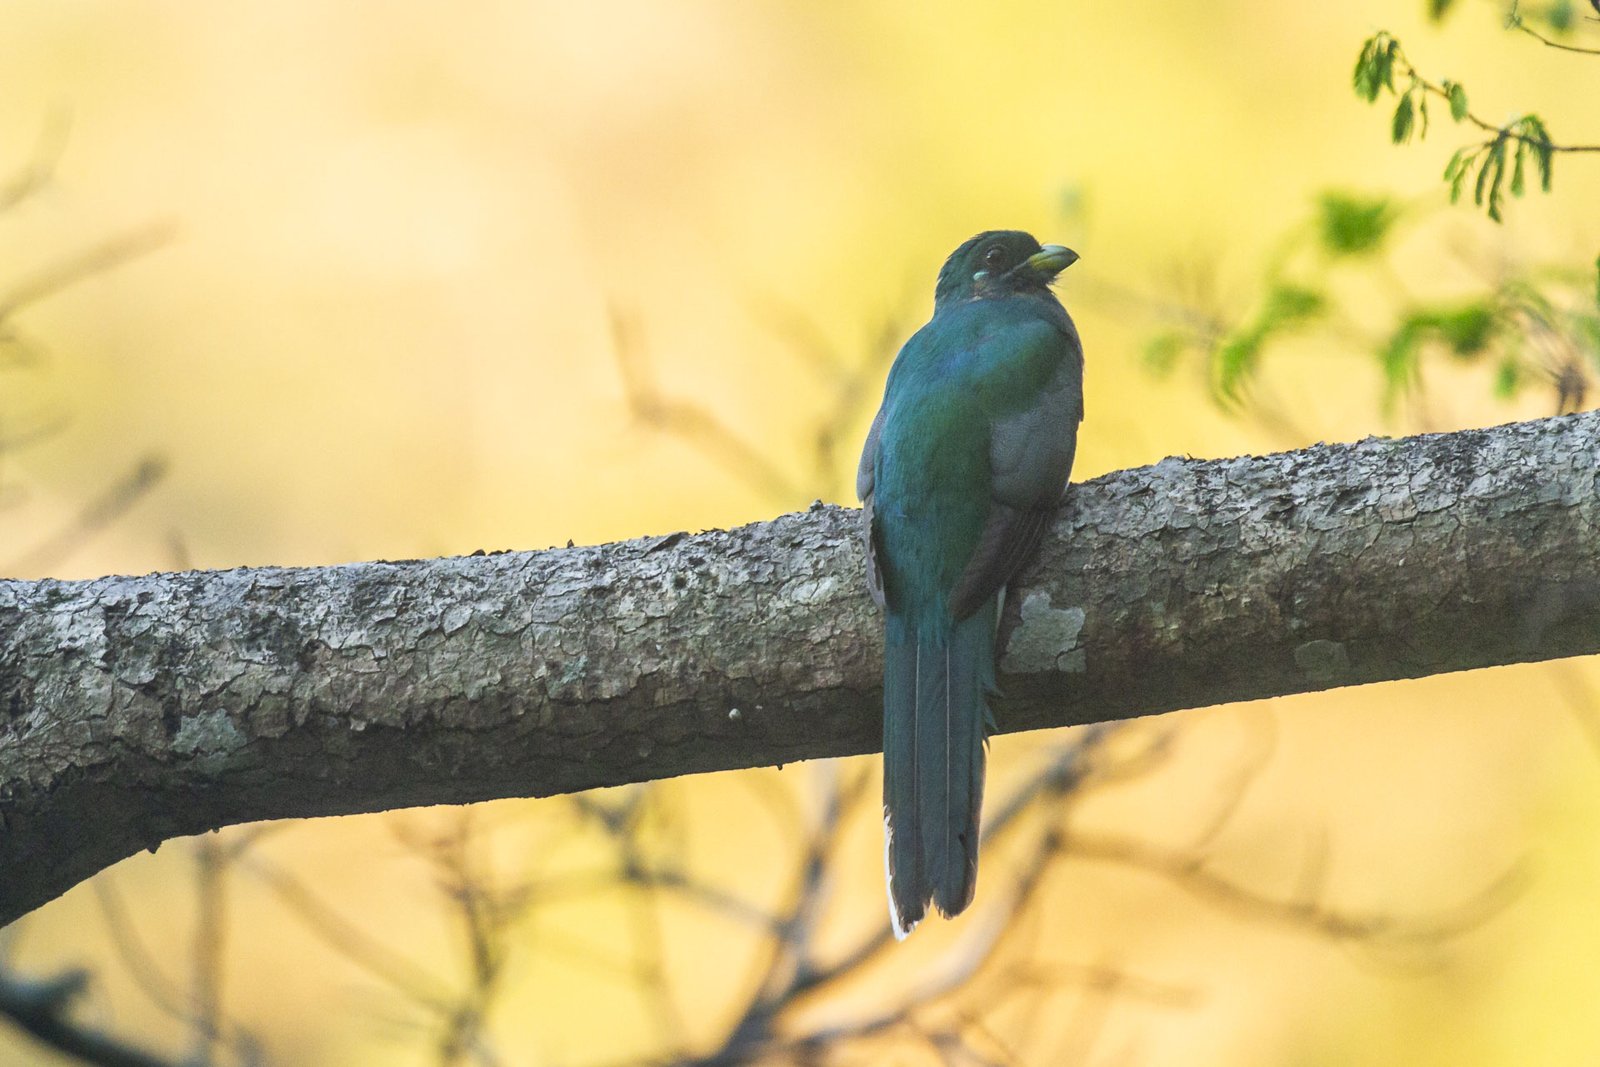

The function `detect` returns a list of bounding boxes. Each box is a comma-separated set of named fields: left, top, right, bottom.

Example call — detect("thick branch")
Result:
left=2, top=413, right=1598, bottom=926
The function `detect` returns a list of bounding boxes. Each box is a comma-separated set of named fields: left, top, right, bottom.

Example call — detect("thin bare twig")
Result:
left=0, top=967, right=181, bottom=1067
left=0, top=223, right=176, bottom=321
left=0, top=111, right=70, bottom=214
left=608, top=306, right=807, bottom=504
left=190, top=837, right=228, bottom=1065
left=742, top=290, right=912, bottom=493
left=4, top=455, right=168, bottom=576
left=1508, top=1, right=1600, bottom=53
left=92, top=878, right=193, bottom=1026
left=1062, top=828, right=1527, bottom=948
left=1187, top=709, right=1278, bottom=853
left=240, top=853, right=456, bottom=1014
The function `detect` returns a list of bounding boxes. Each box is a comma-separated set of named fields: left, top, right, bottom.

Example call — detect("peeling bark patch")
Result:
left=172, top=709, right=246, bottom=758
left=1002, top=591, right=1086, bottom=674
left=1293, top=639, right=1352, bottom=684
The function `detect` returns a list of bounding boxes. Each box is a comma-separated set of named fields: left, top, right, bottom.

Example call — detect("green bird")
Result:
left=857, top=230, right=1082, bottom=937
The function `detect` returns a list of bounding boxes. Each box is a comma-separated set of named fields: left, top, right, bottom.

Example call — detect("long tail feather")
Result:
left=883, top=601, right=996, bottom=937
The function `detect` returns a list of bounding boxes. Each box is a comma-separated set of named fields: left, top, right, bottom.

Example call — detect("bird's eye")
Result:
left=983, top=247, right=1008, bottom=271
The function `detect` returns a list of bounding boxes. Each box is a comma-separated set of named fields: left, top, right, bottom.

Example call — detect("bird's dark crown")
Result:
left=934, top=230, right=1068, bottom=307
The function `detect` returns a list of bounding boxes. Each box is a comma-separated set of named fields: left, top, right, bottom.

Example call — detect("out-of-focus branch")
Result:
left=1508, top=2, right=1600, bottom=53
left=1063, top=829, right=1525, bottom=948
left=610, top=292, right=909, bottom=505
left=739, top=289, right=911, bottom=493
left=189, top=838, right=227, bottom=1065
left=241, top=853, right=457, bottom=1014
left=677, top=731, right=1191, bottom=1065
left=0, top=113, right=70, bottom=215
left=608, top=307, right=808, bottom=503
left=89, top=839, right=267, bottom=1067
left=0, top=223, right=175, bottom=322
left=0, top=967, right=181, bottom=1067
left=4, top=455, right=168, bottom=576
left=665, top=716, right=1512, bottom=1066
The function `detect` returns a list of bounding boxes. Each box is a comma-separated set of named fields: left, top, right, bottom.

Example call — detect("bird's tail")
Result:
left=882, top=601, right=996, bottom=938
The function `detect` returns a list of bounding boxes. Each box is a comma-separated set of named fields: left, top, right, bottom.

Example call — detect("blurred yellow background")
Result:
left=2, top=2, right=1599, bottom=1065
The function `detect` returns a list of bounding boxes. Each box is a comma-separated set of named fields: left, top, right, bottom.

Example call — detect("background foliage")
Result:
left=1, top=2, right=1598, bottom=1065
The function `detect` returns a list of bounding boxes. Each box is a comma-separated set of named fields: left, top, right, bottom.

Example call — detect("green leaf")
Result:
left=1449, top=162, right=1470, bottom=203
left=1573, top=313, right=1600, bottom=365
left=1353, top=37, right=1381, bottom=101
left=1493, top=356, right=1521, bottom=399
left=1473, top=143, right=1494, bottom=207
left=1380, top=321, right=1423, bottom=410
left=1511, top=140, right=1527, bottom=197
left=1521, top=116, right=1555, bottom=191
left=1352, top=33, right=1402, bottom=103
left=1264, top=284, right=1325, bottom=324
left=1486, top=139, right=1508, bottom=221
left=1354, top=33, right=1400, bottom=102
left=1446, top=81, right=1469, bottom=122
left=1392, top=91, right=1416, bottom=144
left=1433, top=303, right=1497, bottom=358
left=1381, top=38, right=1400, bottom=92
left=1355, top=38, right=1385, bottom=102
left=1549, top=0, right=1575, bottom=31
left=1444, top=147, right=1475, bottom=203
left=1317, top=193, right=1398, bottom=256
left=1418, top=93, right=1430, bottom=138
left=1142, top=331, right=1186, bottom=376
left=1428, top=0, right=1459, bottom=19
left=1473, top=137, right=1509, bottom=221
left=1213, top=335, right=1260, bottom=404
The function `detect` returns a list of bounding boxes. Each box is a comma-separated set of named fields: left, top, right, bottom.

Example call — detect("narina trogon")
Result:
left=858, top=230, right=1082, bottom=937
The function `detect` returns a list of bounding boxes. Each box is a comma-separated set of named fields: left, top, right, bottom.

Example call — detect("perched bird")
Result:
left=857, top=231, right=1083, bottom=937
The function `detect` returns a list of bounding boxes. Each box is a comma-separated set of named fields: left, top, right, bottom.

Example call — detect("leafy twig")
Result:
left=1354, top=32, right=1599, bottom=220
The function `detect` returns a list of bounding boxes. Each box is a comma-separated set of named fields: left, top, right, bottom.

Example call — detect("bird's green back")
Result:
left=871, top=301, right=1077, bottom=628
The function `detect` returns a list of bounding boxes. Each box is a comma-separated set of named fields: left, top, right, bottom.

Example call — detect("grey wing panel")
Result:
left=947, top=503, right=1048, bottom=621
left=950, top=355, right=1083, bottom=620
left=988, top=360, right=1082, bottom=509
left=857, top=405, right=886, bottom=502
left=858, top=405, right=888, bottom=608
left=862, top=494, right=886, bottom=608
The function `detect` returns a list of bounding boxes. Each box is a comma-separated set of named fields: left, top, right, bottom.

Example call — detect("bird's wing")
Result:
left=948, top=330, right=1082, bottom=621
left=858, top=404, right=888, bottom=608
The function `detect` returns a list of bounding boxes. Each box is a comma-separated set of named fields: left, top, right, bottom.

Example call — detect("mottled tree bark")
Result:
left=2, top=412, right=1597, bottom=925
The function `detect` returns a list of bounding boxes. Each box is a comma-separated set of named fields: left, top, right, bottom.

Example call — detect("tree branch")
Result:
left=0, top=967, right=180, bottom=1067
left=2, top=411, right=1598, bottom=927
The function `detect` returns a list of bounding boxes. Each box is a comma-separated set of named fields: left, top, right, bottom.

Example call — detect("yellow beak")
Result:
left=1024, top=244, right=1080, bottom=278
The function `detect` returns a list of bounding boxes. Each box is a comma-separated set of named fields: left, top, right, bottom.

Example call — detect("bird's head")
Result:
left=933, top=230, right=1078, bottom=308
